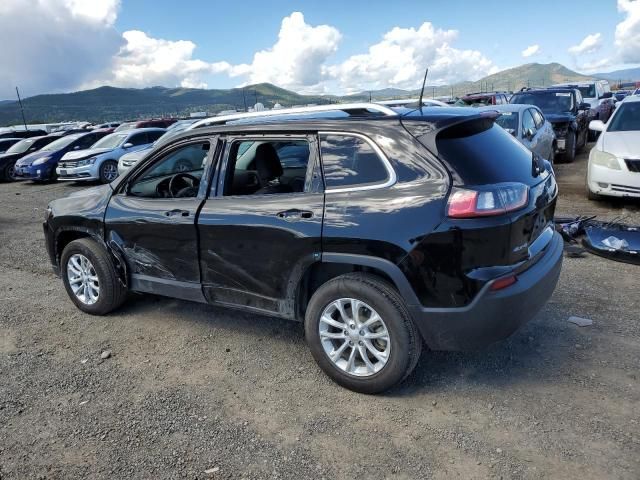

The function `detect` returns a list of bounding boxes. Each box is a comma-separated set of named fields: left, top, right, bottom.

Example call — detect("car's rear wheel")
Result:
left=304, top=273, right=422, bottom=394
left=61, top=238, right=127, bottom=315
left=562, top=132, right=576, bottom=163
left=99, top=160, right=118, bottom=183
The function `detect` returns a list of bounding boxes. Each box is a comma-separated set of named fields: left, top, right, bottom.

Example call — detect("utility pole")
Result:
left=15, top=86, right=28, bottom=131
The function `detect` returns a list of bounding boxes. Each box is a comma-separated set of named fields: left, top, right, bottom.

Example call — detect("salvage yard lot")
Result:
left=1, top=146, right=639, bottom=479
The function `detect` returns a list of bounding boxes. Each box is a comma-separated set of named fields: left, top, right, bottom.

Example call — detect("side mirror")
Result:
left=579, top=102, right=591, bottom=111
left=602, top=92, right=612, bottom=99
left=589, top=120, right=605, bottom=132
left=524, top=128, right=535, bottom=139
left=123, top=142, right=133, bottom=149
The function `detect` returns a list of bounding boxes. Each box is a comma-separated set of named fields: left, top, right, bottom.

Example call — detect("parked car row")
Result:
left=0, top=118, right=196, bottom=183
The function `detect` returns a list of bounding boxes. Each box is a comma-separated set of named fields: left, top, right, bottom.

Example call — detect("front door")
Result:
left=197, top=134, right=324, bottom=318
left=104, top=138, right=216, bottom=299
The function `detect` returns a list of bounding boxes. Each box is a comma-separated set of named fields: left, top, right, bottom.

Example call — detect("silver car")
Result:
left=479, top=104, right=556, bottom=162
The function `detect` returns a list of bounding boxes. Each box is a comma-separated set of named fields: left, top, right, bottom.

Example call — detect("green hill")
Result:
left=0, top=63, right=598, bottom=126
left=0, top=83, right=333, bottom=126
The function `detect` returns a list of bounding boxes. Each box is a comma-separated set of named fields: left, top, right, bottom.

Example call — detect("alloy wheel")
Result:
left=103, top=163, right=118, bottom=181
left=67, top=253, right=100, bottom=305
left=319, top=298, right=391, bottom=377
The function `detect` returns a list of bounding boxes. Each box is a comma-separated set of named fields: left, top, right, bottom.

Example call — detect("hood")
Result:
left=0, top=152, right=22, bottom=163
left=545, top=112, right=574, bottom=124
left=120, top=145, right=151, bottom=161
left=62, top=147, right=112, bottom=161
left=16, top=149, right=53, bottom=166
left=601, top=131, right=640, bottom=158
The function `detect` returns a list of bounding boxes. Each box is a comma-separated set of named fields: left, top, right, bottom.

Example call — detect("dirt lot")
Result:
left=1, top=145, right=639, bottom=480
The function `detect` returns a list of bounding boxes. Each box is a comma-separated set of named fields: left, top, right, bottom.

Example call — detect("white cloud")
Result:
left=616, top=0, right=640, bottom=63
left=0, top=0, right=123, bottom=98
left=578, top=58, right=612, bottom=73
left=521, top=45, right=540, bottom=58
left=95, top=30, right=234, bottom=89
left=568, top=33, right=603, bottom=55
left=228, top=12, right=341, bottom=90
left=327, top=22, right=495, bottom=92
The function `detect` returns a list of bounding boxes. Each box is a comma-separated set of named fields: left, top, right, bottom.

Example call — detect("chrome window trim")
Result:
left=319, top=131, right=397, bottom=194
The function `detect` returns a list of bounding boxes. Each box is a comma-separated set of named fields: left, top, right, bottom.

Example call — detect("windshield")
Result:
left=511, top=92, right=573, bottom=113
left=92, top=133, right=127, bottom=149
left=577, top=85, right=596, bottom=98
left=6, top=138, right=36, bottom=154
left=459, top=96, right=492, bottom=107
left=607, top=102, right=640, bottom=132
left=40, top=135, right=79, bottom=152
left=495, top=112, right=518, bottom=133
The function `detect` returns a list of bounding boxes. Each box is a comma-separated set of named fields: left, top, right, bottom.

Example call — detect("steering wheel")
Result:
left=168, top=172, right=200, bottom=198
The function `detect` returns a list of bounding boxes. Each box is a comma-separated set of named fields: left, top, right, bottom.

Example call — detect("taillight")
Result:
left=447, top=182, right=529, bottom=218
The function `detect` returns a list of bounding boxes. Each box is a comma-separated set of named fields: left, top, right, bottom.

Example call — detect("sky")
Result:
left=1, top=0, right=639, bottom=99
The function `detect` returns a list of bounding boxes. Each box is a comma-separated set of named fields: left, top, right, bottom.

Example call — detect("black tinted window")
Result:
left=128, top=133, right=148, bottom=146
left=320, top=134, right=388, bottom=189
left=147, top=131, right=165, bottom=142
left=436, top=122, right=537, bottom=185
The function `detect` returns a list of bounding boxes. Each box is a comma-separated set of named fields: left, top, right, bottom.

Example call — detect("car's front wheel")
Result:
left=99, top=160, right=119, bottom=183
left=61, top=238, right=127, bottom=315
left=305, top=273, right=422, bottom=394
left=562, top=132, right=576, bottom=163
left=2, top=162, right=16, bottom=181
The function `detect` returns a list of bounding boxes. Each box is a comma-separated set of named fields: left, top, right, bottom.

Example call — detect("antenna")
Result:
left=15, top=86, right=28, bottom=131
left=417, top=67, right=429, bottom=110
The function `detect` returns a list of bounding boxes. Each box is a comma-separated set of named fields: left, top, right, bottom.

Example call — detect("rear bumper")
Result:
left=409, top=231, right=563, bottom=351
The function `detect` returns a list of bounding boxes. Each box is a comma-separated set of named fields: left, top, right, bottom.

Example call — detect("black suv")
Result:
left=43, top=104, right=563, bottom=393
left=510, top=88, right=591, bottom=162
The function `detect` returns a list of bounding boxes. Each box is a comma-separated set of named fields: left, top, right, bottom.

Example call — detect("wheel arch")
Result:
left=55, top=227, right=128, bottom=288
left=295, top=253, right=420, bottom=321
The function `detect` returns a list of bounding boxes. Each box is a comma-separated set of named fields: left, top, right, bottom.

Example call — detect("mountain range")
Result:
left=0, top=62, right=632, bottom=127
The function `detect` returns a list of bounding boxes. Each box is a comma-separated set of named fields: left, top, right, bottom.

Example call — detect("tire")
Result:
left=304, top=273, right=422, bottom=394
left=99, top=160, right=118, bottom=183
left=2, top=161, right=16, bottom=181
left=577, top=127, right=587, bottom=152
left=61, top=238, right=127, bottom=315
left=562, top=132, right=576, bottom=163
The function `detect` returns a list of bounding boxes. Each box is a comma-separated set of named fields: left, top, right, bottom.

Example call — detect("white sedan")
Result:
left=587, top=95, right=640, bottom=199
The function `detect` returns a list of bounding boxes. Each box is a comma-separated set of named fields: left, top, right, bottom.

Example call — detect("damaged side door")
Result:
left=104, top=137, right=219, bottom=301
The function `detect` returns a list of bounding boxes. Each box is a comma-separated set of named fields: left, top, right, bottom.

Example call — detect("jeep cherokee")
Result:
left=43, top=103, right=563, bottom=393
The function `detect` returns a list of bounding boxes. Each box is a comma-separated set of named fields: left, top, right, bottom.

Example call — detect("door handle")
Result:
left=164, top=209, right=190, bottom=217
left=276, top=209, right=313, bottom=220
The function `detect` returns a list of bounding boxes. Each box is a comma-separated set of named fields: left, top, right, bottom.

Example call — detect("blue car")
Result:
left=14, top=131, right=108, bottom=182
left=57, top=128, right=165, bottom=183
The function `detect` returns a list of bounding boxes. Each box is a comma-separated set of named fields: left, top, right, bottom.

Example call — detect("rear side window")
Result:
left=128, top=133, right=148, bottom=146
left=532, top=109, right=545, bottom=128
left=147, top=131, right=165, bottom=142
left=320, top=134, right=389, bottom=190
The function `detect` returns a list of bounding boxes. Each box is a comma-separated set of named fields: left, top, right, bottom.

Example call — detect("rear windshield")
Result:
left=494, top=112, right=518, bottom=133
left=510, top=91, right=573, bottom=113
left=435, top=120, right=539, bottom=186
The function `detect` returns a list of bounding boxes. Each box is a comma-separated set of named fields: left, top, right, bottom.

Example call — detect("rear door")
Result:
left=197, top=133, right=323, bottom=318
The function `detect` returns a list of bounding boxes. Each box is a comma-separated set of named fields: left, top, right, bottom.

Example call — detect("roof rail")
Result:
left=188, top=103, right=397, bottom=130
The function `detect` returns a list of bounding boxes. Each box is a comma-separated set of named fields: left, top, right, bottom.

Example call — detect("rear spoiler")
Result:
left=400, top=110, right=500, bottom=155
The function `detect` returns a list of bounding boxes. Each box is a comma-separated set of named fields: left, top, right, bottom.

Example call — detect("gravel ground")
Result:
left=1, top=145, right=639, bottom=479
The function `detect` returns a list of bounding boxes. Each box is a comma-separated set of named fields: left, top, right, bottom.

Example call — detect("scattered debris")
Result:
left=80, top=358, right=88, bottom=364
left=204, top=467, right=220, bottom=475
left=555, top=215, right=597, bottom=243
left=567, top=316, right=593, bottom=327
left=79, top=400, right=89, bottom=405
left=100, top=350, right=112, bottom=359
left=583, top=220, right=640, bottom=265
